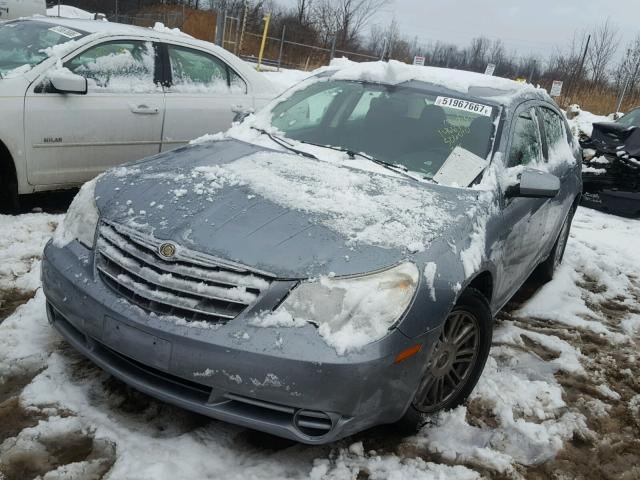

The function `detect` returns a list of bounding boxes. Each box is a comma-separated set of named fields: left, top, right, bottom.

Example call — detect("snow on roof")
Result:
left=33, top=15, right=186, bottom=40
left=46, top=5, right=97, bottom=20
left=326, top=58, right=542, bottom=101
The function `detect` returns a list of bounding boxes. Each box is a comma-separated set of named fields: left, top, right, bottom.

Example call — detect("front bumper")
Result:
left=42, top=240, right=439, bottom=444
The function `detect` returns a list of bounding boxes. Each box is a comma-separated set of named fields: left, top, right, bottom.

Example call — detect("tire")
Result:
left=396, top=287, right=493, bottom=433
left=537, top=205, right=575, bottom=283
left=0, top=164, right=20, bottom=214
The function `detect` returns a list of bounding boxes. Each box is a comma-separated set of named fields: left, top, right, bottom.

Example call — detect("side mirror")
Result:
left=232, top=104, right=255, bottom=123
left=507, top=168, right=560, bottom=199
left=48, top=72, right=88, bottom=95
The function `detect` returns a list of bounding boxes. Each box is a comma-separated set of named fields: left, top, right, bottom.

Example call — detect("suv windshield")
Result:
left=270, top=79, right=499, bottom=183
left=0, top=20, right=88, bottom=77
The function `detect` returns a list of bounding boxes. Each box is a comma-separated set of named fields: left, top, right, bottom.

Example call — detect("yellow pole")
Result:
left=257, top=13, right=271, bottom=72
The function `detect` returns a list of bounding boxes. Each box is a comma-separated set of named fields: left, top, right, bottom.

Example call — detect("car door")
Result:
left=495, top=104, right=549, bottom=305
left=537, top=105, right=578, bottom=251
left=160, top=43, right=252, bottom=151
left=24, top=39, right=164, bottom=186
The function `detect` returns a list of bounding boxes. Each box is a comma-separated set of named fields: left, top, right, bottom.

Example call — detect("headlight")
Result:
left=278, top=262, right=419, bottom=354
left=52, top=177, right=99, bottom=249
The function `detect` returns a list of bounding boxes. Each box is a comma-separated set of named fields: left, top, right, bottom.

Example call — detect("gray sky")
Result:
left=278, top=0, right=638, bottom=60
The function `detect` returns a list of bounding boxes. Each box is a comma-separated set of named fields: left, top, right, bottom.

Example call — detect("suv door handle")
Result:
left=131, top=104, right=159, bottom=115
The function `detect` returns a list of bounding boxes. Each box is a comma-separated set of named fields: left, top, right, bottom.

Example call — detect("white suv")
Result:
left=0, top=17, right=278, bottom=210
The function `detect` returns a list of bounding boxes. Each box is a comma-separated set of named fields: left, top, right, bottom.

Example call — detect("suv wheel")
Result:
left=397, top=287, right=492, bottom=432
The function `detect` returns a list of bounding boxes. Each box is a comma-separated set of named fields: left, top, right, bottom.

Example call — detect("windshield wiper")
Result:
left=250, top=127, right=318, bottom=159
left=296, top=140, right=429, bottom=182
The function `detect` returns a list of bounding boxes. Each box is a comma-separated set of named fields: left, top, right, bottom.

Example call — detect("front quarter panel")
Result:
left=0, top=77, right=28, bottom=192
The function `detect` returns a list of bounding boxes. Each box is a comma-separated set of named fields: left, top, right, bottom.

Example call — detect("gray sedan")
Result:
left=41, top=64, right=582, bottom=444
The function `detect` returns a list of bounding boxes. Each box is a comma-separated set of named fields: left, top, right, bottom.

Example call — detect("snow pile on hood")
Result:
left=224, top=151, right=459, bottom=252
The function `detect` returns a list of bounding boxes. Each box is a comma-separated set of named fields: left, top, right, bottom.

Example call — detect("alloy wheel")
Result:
left=412, top=310, right=480, bottom=413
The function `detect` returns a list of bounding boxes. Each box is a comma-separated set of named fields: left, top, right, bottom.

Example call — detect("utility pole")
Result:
left=238, top=0, right=249, bottom=56
left=277, top=25, right=286, bottom=71
left=257, top=13, right=271, bottom=71
left=528, top=59, right=536, bottom=84
left=568, top=34, right=590, bottom=101
left=616, top=53, right=640, bottom=113
left=330, top=35, right=337, bottom=61
left=380, top=37, right=387, bottom=61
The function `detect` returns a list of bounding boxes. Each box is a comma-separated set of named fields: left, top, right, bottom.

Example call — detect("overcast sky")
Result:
left=278, top=0, right=638, bottom=60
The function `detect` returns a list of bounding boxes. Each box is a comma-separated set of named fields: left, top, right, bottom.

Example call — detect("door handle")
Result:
left=131, top=104, right=159, bottom=115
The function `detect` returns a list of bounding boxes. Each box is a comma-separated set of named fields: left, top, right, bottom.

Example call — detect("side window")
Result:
left=65, top=41, right=156, bottom=92
left=540, top=107, right=569, bottom=151
left=508, top=108, right=542, bottom=167
left=167, top=45, right=247, bottom=94
left=271, top=85, right=343, bottom=132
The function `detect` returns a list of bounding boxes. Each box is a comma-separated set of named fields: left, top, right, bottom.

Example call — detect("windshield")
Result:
left=270, top=79, right=499, bottom=183
left=616, top=108, right=640, bottom=128
left=0, top=20, right=88, bottom=77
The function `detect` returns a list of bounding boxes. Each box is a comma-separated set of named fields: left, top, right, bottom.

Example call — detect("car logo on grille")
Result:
left=159, top=242, right=177, bottom=258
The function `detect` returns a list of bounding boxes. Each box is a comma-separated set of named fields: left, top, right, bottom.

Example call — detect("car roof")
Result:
left=30, top=15, right=191, bottom=41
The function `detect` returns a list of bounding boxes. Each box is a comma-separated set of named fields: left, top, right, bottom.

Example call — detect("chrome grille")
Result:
left=96, top=223, right=271, bottom=325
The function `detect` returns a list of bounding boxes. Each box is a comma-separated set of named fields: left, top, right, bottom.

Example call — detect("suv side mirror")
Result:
left=507, top=168, right=560, bottom=198
left=48, top=72, right=88, bottom=95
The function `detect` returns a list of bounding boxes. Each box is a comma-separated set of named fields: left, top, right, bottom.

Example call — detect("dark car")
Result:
left=580, top=107, right=640, bottom=216
left=42, top=62, right=582, bottom=444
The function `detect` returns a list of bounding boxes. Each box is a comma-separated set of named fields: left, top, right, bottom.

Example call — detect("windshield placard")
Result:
left=432, top=146, right=489, bottom=186
left=434, top=96, right=493, bottom=117
left=48, top=26, right=82, bottom=39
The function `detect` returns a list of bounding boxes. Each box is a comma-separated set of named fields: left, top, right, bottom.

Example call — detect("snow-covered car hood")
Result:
left=95, top=139, right=482, bottom=278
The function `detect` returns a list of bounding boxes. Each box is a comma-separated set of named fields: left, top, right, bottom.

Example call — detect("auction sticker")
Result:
left=48, top=26, right=83, bottom=39
left=434, top=96, right=493, bottom=117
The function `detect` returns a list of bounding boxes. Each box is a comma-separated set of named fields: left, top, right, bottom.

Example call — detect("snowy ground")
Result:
left=1, top=71, right=639, bottom=479
left=1, top=206, right=639, bottom=480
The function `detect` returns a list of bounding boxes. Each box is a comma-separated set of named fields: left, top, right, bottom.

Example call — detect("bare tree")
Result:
left=468, top=37, right=489, bottom=71
left=587, top=18, right=619, bottom=85
left=313, top=0, right=390, bottom=50
left=296, top=0, right=312, bottom=24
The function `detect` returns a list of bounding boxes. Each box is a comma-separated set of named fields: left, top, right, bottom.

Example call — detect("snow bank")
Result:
left=0, top=214, right=61, bottom=294
left=1, top=205, right=639, bottom=477
left=515, top=208, right=639, bottom=342
left=566, top=104, right=611, bottom=137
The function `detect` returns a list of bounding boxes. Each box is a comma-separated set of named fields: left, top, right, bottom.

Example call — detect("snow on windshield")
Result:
left=223, top=151, right=459, bottom=253
left=0, top=21, right=87, bottom=78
